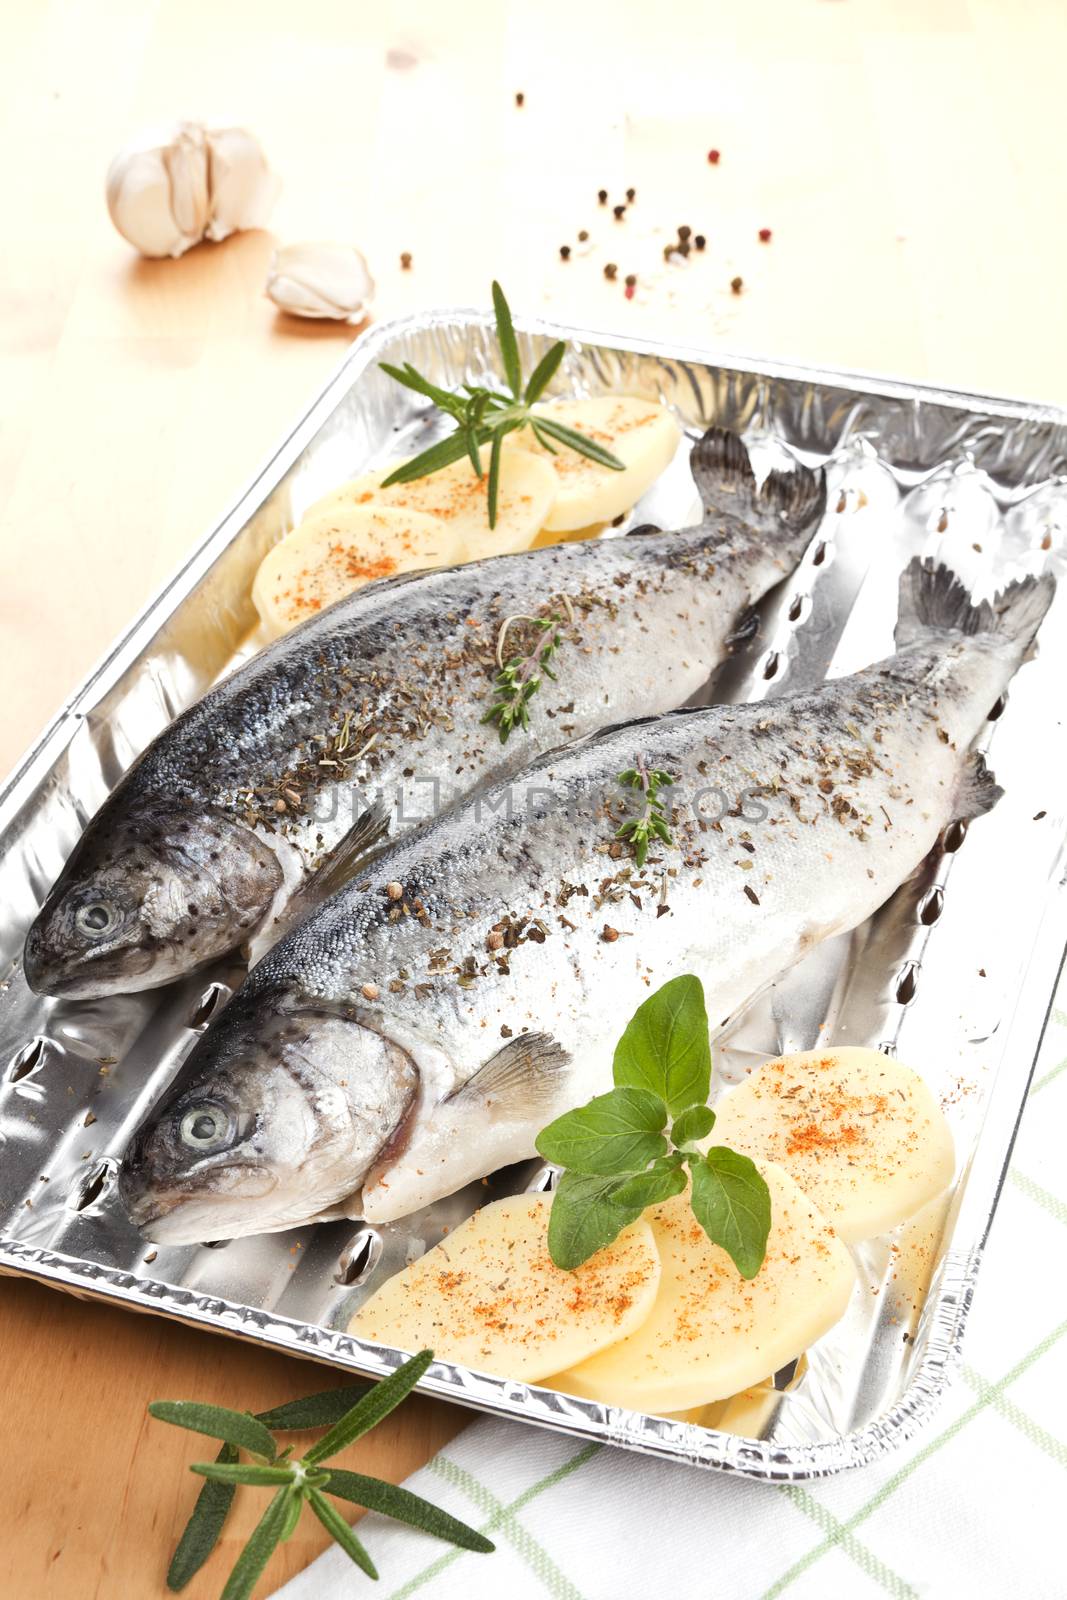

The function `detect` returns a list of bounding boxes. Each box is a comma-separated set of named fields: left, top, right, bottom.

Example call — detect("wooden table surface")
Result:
left=1, top=1, right=1064, bottom=1594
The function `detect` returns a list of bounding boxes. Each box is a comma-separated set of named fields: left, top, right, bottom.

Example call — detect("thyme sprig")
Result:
left=482, top=597, right=574, bottom=743
left=150, top=1352, right=493, bottom=1598
left=379, top=281, right=625, bottom=528
left=616, top=759, right=675, bottom=867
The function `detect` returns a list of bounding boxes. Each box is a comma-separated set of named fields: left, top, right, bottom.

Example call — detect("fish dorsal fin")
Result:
left=953, top=750, right=1002, bottom=823
left=448, top=1032, right=571, bottom=1115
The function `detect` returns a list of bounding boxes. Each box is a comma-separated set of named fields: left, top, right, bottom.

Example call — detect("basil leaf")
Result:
left=323, top=1470, right=494, bottom=1552
left=219, top=1487, right=293, bottom=1600
left=612, top=974, right=712, bottom=1114
left=671, top=1104, right=716, bottom=1146
left=254, top=1382, right=372, bottom=1431
left=190, top=1462, right=295, bottom=1488
left=304, top=1350, right=434, bottom=1464
left=492, top=280, right=522, bottom=399
left=689, top=1147, right=771, bottom=1279
left=149, top=1401, right=276, bottom=1461
left=535, top=1086, right=667, bottom=1175
left=524, top=341, right=566, bottom=404
left=166, top=1442, right=237, bottom=1592
left=546, top=1170, right=644, bottom=1270
left=609, top=1162, right=687, bottom=1208
left=307, top=1488, right=378, bottom=1579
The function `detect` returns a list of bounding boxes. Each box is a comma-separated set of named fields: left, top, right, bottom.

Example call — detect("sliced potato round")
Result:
left=304, top=445, right=558, bottom=561
left=252, top=505, right=455, bottom=638
left=348, top=1193, right=661, bottom=1383
left=518, top=396, right=681, bottom=531
left=707, top=1048, right=955, bottom=1245
left=548, top=1163, right=854, bottom=1414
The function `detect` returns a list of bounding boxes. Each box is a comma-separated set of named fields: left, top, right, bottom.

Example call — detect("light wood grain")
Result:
left=1, top=0, right=1064, bottom=1595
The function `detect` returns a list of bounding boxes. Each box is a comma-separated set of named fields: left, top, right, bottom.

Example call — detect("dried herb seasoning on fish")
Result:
left=118, top=561, right=1052, bottom=1242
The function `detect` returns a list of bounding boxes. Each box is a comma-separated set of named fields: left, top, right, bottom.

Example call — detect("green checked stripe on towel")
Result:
left=275, top=1004, right=1067, bottom=1600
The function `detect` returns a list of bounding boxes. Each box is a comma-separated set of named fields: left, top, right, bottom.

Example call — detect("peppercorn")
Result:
left=601, top=924, right=619, bottom=942
left=730, top=275, right=744, bottom=294
left=361, top=982, right=380, bottom=1001
left=707, top=148, right=720, bottom=164
left=385, top=882, right=403, bottom=901
left=603, top=262, right=617, bottom=280
left=515, top=91, right=525, bottom=106
left=559, top=244, right=571, bottom=260
left=624, top=282, right=635, bottom=300
left=624, top=273, right=636, bottom=287
left=578, top=229, right=589, bottom=242
left=694, top=233, right=706, bottom=250
left=613, top=204, right=626, bottom=220
left=625, top=186, right=636, bottom=202
left=597, top=188, right=608, bottom=204
left=678, top=225, right=692, bottom=242
left=400, top=251, right=412, bottom=270
left=758, top=227, right=772, bottom=242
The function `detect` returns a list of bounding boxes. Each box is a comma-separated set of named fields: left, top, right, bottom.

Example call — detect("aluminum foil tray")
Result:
left=2, top=311, right=1066, bottom=1481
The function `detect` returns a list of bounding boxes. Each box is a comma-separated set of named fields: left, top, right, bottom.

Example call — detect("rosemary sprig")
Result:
left=380, top=281, right=625, bottom=528
left=616, top=760, right=675, bottom=867
left=481, top=599, right=572, bottom=743
left=150, top=1353, right=493, bottom=1598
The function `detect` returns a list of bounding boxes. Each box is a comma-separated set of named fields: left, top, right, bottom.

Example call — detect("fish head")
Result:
left=118, top=991, right=418, bottom=1244
left=23, top=804, right=284, bottom=997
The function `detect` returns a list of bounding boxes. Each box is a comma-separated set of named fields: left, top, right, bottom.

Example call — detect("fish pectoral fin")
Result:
left=953, top=750, right=1003, bottom=822
left=724, top=604, right=762, bottom=654
left=447, top=1032, right=571, bottom=1117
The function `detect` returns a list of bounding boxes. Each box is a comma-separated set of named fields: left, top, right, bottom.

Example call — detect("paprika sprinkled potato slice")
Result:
left=706, top=1048, right=955, bottom=1245
left=252, top=505, right=453, bottom=638
left=349, top=1193, right=660, bottom=1383
left=305, top=444, right=558, bottom=561
left=516, top=397, right=682, bottom=531
left=548, top=1163, right=855, bottom=1415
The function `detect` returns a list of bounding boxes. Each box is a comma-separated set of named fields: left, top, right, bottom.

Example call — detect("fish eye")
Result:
left=179, top=1105, right=234, bottom=1152
left=74, top=902, right=117, bottom=939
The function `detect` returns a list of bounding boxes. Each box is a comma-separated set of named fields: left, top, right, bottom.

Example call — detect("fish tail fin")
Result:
left=690, top=427, right=827, bottom=539
left=895, top=557, right=1056, bottom=654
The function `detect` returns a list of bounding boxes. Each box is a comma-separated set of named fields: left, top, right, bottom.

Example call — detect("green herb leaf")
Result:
left=689, top=1147, right=771, bottom=1279
left=190, top=1462, right=295, bottom=1488
left=307, top=1488, right=379, bottom=1580
left=323, top=1470, right=494, bottom=1553
left=609, top=1161, right=688, bottom=1208
left=524, top=341, right=566, bottom=404
left=149, top=1401, right=277, bottom=1462
left=546, top=1169, right=644, bottom=1270
left=166, top=1442, right=238, bottom=1593
left=612, top=974, right=711, bottom=1114
left=219, top=1487, right=293, bottom=1600
left=535, top=1086, right=667, bottom=1175
left=378, top=362, right=466, bottom=418
left=304, top=1351, right=435, bottom=1464
left=487, top=431, right=503, bottom=531
left=492, top=281, right=522, bottom=399
left=531, top=420, right=559, bottom=455
left=530, top=415, right=625, bottom=471
left=380, top=428, right=481, bottom=487
left=254, top=1382, right=373, bottom=1432
left=671, top=1105, right=716, bottom=1146
left=278, top=1488, right=304, bottom=1543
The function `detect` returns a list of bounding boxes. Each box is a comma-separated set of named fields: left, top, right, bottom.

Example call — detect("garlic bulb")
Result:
left=265, top=243, right=375, bottom=322
left=106, top=122, right=278, bottom=259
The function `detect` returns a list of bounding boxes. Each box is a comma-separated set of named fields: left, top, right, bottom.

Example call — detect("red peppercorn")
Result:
left=758, top=227, right=772, bottom=243
left=707, top=149, right=720, bottom=165
left=624, top=281, right=635, bottom=300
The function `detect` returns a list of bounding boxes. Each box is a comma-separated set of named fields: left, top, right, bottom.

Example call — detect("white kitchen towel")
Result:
left=274, top=1001, right=1067, bottom=1600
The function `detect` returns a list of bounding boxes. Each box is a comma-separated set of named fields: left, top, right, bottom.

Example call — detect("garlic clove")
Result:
left=265, top=242, right=375, bottom=322
left=204, top=126, right=280, bottom=242
left=106, top=121, right=211, bottom=259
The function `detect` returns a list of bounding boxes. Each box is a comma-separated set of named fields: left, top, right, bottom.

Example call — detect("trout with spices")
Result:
left=119, top=559, right=1054, bottom=1242
left=24, top=429, right=824, bottom=998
